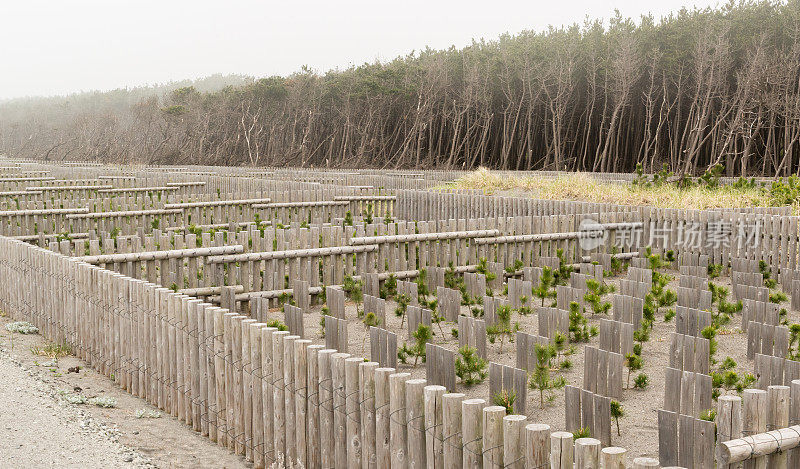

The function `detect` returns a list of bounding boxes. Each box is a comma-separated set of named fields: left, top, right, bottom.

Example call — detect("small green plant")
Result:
left=380, top=274, right=398, bottom=299
left=633, top=373, right=649, bottom=389
left=486, top=304, right=520, bottom=353
left=708, top=263, right=723, bottom=279
left=568, top=302, right=596, bottom=342
left=394, top=293, right=411, bottom=327
left=343, top=275, right=364, bottom=316
left=343, top=210, right=353, bottom=226
left=363, top=202, right=374, bottom=225
left=610, top=400, right=624, bottom=436
left=624, top=353, right=643, bottom=389
left=553, top=249, right=574, bottom=286
left=572, top=427, right=591, bottom=439
left=533, top=266, right=556, bottom=306
left=528, top=343, right=566, bottom=408
left=583, top=278, right=615, bottom=316
left=266, top=319, right=288, bottom=331
left=455, top=345, right=488, bottom=386
left=493, top=389, right=516, bottom=414
left=397, top=323, right=431, bottom=366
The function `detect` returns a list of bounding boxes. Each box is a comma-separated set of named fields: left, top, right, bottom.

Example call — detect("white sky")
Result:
left=0, top=0, right=720, bottom=100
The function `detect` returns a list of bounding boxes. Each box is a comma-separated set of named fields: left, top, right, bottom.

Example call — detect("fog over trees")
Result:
left=2, top=1, right=800, bottom=176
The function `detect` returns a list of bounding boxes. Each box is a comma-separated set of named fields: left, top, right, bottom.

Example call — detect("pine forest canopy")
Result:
left=2, top=1, right=800, bottom=177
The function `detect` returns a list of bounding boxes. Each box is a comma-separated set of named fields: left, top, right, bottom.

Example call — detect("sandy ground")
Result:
left=0, top=315, right=248, bottom=469
left=288, top=265, right=793, bottom=461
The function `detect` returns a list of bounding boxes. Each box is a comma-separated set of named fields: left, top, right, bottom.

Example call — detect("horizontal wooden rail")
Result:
left=0, top=190, right=43, bottom=196
left=0, top=207, right=90, bottom=216
left=98, top=186, right=179, bottom=193
left=25, top=185, right=112, bottom=191
left=349, top=229, right=500, bottom=245
left=252, top=200, right=349, bottom=208
left=164, top=198, right=272, bottom=209
left=716, top=425, right=800, bottom=464
left=166, top=181, right=206, bottom=186
left=75, top=245, right=244, bottom=264
left=66, top=209, right=182, bottom=219
left=474, top=222, right=643, bottom=245
left=333, top=195, right=397, bottom=201
left=206, top=244, right=378, bottom=263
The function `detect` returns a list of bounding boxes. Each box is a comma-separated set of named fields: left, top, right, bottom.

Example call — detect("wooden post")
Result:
left=550, top=431, right=574, bottom=469
left=575, top=438, right=601, bottom=468
left=502, top=415, right=527, bottom=469
left=423, top=385, right=446, bottom=468
left=482, top=406, right=505, bottom=468
left=375, top=367, right=396, bottom=468
left=405, top=379, right=427, bottom=469
left=389, top=372, right=411, bottom=469
left=462, top=398, right=486, bottom=468
left=318, top=349, right=336, bottom=469
left=717, top=395, right=743, bottom=469
left=306, top=344, right=323, bottom=469
left=345, top=357, right=363, bottom=469
left=768, top=385, right=790, bottom=469
left=743, top=389, right=767, bottom=469
left=632, top=457, right=660, bottom=468
left=360, top=361, right=378, bottom=469
left=789, top=380, right=800, bottom=469
left=601, top=446, right=627, bottom=469
left=332, top=352, right=351, bottom=469
left=442, top=393, right=465, bottom=468
left=294, top=339, right=311, bottom=469
left=525, top=423, right=550, bottom=468
left=272, top=330, right=289, bottom=464
left=283, top=335, right=299, bottom=466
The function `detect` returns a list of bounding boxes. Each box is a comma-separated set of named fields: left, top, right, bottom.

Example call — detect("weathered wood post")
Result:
left=743, top=389, right=767, bottom=469
left=575, top=437, right=601, bottom=468
left=462, top=398, right=486, bottom=468
left=360, top=361, right=378, bottom=469
left=525, top=423, right=550, bottom=467
left=768, top=385, right=789, bottom=469
left=375, top=367, right=396, bottom=468
left=389, top=372, right=411, bottom=469
left=550, top=431, right=574, bottom=469
left=502, top=414, right=527, bottom=469
left=423, top=385, right=446, bottom=468
left=442, top=393, right=465, bottom=467
left=331, top=352, right=351, bottom=469
left=601, top=446, right=627, bottom=468
left=405, top=379, right=427, bottom=468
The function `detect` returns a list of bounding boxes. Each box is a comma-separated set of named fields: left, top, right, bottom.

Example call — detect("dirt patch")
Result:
left=0, top=315, right=248, bottom=469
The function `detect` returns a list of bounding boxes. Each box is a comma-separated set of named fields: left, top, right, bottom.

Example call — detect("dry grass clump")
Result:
left=31, top=341, right=73, bottom=359
left=450, top=168, right=771, bottom=210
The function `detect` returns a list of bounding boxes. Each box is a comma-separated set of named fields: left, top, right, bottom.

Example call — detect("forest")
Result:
left=2, top=1, right=800, bottom=176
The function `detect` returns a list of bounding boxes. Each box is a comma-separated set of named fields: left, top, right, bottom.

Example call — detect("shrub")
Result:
left=633, top=373, right=649, bottom=389
left=455, top=346, right=488, bottom=386
left=6, top=321, right=38, bottom=334
left=493, top=389, right=516, bottom=414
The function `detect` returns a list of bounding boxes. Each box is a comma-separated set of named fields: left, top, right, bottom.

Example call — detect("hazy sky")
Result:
left=1, top=0, right=720, bottom=100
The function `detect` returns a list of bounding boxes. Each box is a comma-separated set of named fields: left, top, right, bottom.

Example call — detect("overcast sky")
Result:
left=0, top=0, right=720, bottom=100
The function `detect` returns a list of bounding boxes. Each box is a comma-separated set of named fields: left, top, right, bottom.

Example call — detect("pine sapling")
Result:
left=486, top=304, right=519, bottom=353
left=455, top=346, right=488, bottom=386
left=610, top=400, right=624, bottom=436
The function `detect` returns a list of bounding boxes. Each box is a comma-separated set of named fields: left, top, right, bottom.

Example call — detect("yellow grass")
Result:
left=449, top=168, right=773, bottom=210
